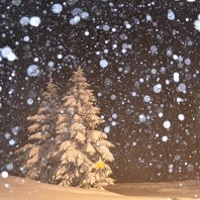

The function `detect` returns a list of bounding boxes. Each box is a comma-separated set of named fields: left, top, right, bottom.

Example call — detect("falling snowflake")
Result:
left=163, top=121, right=171, bottom=129
left=52, top=3, right=63, bottom=14
left=29, top=16, right=41, bottom=27
left=1, top=171, right=8, bottom=179
left=100, top=59, right=108, bottom=68
left=27, top=65, right=40, bottom=77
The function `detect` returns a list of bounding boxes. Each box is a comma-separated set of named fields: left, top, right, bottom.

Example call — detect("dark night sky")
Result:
left=0, top=0, right=200, bottom=182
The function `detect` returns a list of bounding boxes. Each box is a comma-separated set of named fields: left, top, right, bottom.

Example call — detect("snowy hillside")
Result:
left=1, top=0, right=200, bottom=191
left=0, top=176, right=200, bottom=200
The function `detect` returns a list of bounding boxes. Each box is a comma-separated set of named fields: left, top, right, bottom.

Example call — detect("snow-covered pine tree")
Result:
left=16, top=79, right=60, bottom=183
left=53, top=67, right=114, bottom=188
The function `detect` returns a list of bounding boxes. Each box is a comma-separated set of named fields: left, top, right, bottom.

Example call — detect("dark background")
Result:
left=0, top=0, right=200, bottom=183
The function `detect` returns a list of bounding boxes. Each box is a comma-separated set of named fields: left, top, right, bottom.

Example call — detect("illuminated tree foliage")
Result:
left=52, top=67, right=114, bottom=188
left=16, top=79, right=60, bottom=183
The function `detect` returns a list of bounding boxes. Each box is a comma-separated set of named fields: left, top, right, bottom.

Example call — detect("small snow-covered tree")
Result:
left=53, top=67, right=114, bottom=188
left=16, top=79, right=60, bottom=183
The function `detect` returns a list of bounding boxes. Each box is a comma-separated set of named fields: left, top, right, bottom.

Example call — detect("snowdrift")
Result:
left=0, top=176, right=199, bottom=200
left=107, top=180, right=200, bottom=200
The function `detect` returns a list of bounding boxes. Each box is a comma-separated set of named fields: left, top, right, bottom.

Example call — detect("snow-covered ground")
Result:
left=107, top=180, right=200, bottom=200
left=0, top=176, right=199, bottom=200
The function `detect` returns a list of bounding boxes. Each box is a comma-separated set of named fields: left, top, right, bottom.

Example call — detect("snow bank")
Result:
left=0, top=176, right=199, bottom=200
